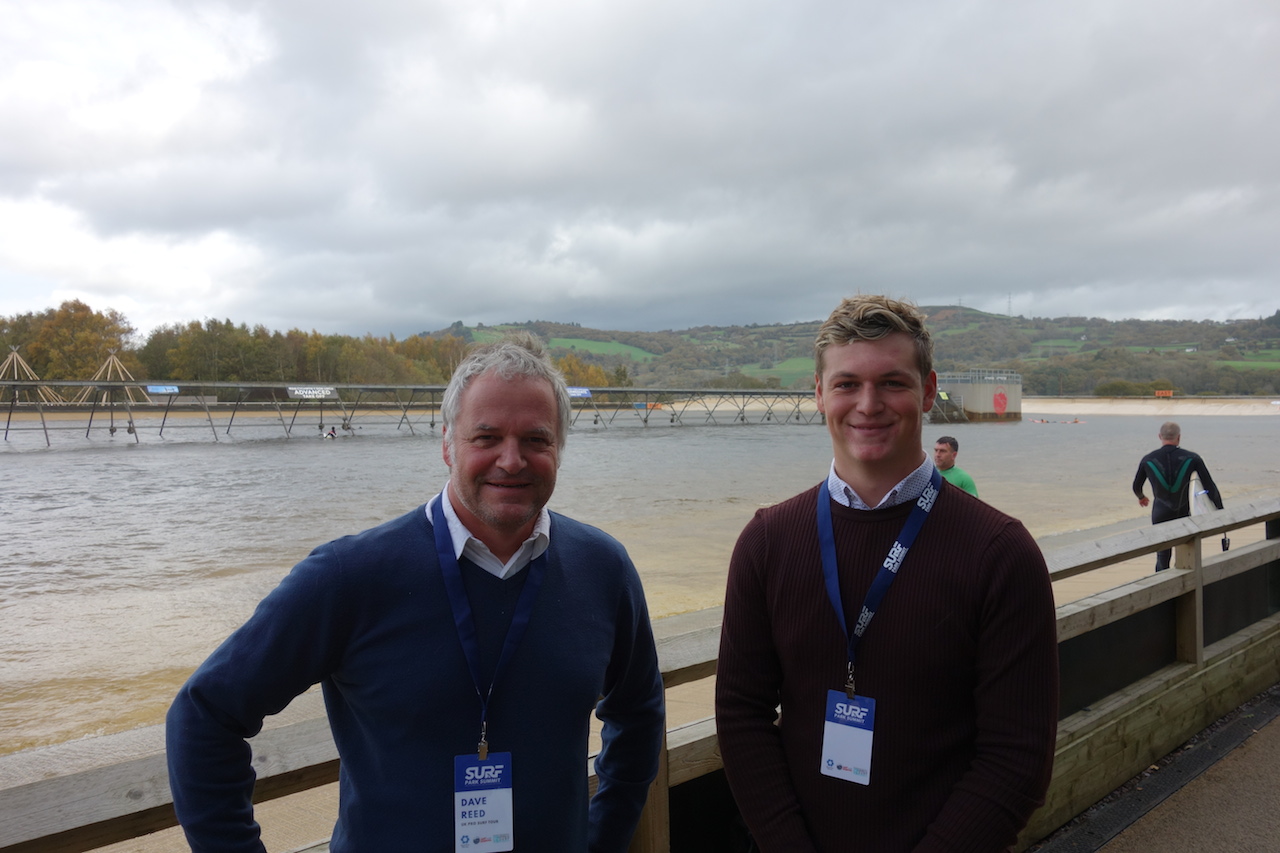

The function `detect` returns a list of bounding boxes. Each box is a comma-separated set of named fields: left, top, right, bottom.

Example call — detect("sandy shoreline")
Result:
left=1021, top=397, right=1280, bottom=416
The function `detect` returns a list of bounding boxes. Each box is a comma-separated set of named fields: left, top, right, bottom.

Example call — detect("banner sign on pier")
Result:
left=146, top=385, right=180, bottom=395
left=567, top=387, right=592, bottom=399
left=288, top=386, right=338, bottom=400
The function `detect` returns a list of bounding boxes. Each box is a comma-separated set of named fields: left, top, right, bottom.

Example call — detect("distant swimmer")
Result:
left=326, top=427, right=337, bottom=439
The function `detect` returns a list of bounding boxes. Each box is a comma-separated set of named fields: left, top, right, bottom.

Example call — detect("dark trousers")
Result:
left=1152, top=506, right=1185, bottom=572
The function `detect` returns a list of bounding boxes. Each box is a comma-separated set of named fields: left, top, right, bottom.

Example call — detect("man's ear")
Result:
left=922, top=371, right=938, bottom=413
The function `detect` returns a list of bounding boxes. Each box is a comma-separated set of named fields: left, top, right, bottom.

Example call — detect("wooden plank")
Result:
left=665, top=718, right=721, bottom=787
left=1043, top=497, right=1280, bottom=582
left=655, top=624, right=720, bottom=689
left=1055, top=571, right=1191, bottom=642
left=0, top=692, right=333, bottom=850
left=1021, top=613, right=1280, bottom=848
left=1052, top=529, right=1278, bottom=642
left=1174, top=540, right=1204, bottom=665
left=1202, top=537, right=1280, bottom=586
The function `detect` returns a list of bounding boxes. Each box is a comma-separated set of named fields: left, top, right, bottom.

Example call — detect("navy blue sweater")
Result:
left=167, top=506, right=665, bottom=852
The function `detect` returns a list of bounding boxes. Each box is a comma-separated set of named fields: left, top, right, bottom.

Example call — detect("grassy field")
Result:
left=1219, top=360, right=1280, bottom=370
left=470, top=329, right=659, bottom=361
left=470, top=328, right=508, bottom=344
left=1231, top=349, right=1280, bottom=366
left=548, top=337, right=659, bottom=361
left=935, top=324, right=982, bottom=336
left=740, top=357, right=815, bottom=387
left=1030, top=339, right=1087, bottom=355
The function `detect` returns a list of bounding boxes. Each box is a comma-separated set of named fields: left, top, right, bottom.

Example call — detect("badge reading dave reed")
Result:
left=820, top=691, right=876, bottom=786
left=454, top=753, right=514, bottom=853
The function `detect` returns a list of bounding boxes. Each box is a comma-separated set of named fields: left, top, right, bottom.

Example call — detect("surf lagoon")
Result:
left=1, top=399, right=1277, bottom=754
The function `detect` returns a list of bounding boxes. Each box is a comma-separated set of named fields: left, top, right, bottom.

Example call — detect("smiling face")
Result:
left=815, top=333, right=937, bottom=504
left=442, top=370, right=561, bottom=559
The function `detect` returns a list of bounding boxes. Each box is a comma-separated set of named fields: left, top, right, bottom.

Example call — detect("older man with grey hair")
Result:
left=167, top=332, right=664, bottom=853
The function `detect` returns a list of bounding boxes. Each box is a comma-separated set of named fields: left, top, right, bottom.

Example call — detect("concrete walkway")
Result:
left=1099, top=705, right=1280, bottom=852
left=1033, top=684, right=1280, bottom=852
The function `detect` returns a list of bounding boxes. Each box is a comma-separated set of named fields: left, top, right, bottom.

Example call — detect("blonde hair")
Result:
left=814, top=295, right=933, bottom=378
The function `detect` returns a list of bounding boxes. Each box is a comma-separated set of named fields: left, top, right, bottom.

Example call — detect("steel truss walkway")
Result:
left=1, top=380, right=824, bottom=445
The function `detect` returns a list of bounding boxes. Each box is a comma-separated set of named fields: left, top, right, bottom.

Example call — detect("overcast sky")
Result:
left=2, top=0, right=1277, bottom=340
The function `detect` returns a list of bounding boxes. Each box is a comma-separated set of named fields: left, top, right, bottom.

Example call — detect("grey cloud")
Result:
left=2, top=0, right=1278, bottom=338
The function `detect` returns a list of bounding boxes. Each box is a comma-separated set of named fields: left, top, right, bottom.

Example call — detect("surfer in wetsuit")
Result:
left=1132, top=421, right=1223, bottom=571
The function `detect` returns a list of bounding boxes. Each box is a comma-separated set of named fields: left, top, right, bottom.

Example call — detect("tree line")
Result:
left=0, top=301, right=625, bottom=389
left=4, top=299, right=1279, bottom=396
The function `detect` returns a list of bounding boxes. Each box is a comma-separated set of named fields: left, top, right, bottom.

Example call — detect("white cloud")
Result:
left=0, top=196, right=264, bottom=333
left=1, top=0, right=1278, bottom=337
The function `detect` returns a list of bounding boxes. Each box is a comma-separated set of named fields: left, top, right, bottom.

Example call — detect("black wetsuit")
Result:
left=1132, top=444, right=1222, bottom=570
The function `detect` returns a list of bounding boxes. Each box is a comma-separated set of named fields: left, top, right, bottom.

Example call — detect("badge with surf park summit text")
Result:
left=454, top=752, right=514, bottom=852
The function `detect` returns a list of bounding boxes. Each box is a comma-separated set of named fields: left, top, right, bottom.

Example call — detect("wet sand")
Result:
left=1022, top=397, right=1280, bottom=416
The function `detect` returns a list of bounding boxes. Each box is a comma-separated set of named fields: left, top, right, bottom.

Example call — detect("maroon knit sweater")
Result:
left=716, top=483, right=1058, bottom=853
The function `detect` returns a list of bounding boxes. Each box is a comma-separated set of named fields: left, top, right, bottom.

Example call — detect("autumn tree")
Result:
left=25, top=300, right=140, bottom=379
left=555, top=353, right=611, bottom=387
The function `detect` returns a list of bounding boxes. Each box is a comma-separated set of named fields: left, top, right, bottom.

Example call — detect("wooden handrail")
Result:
left=3, top=498, right=1279, bottom=853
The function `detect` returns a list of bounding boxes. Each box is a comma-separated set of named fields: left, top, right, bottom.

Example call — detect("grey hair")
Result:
left=1159, top=421, right=1180, bottom=441
left=442, top=331, right=572, bottom=449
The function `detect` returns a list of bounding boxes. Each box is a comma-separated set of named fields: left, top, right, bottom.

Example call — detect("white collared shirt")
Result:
left=426, top=487, right=551, bottom=579
left=826, top=455, right=936, bottom=511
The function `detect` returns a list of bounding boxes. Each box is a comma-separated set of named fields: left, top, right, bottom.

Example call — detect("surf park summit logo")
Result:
left=881, top=541, right=908, bottom=574
left=831, top=700, right=872, bottom=727
left=463, top=765, right=504, bottom=783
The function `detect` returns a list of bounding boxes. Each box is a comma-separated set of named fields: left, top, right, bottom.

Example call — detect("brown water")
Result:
left=2, top=410, right=1277, bottom=754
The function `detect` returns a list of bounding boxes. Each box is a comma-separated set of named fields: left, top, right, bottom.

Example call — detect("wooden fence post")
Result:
left=1174, top=535, right=1204, bottom=666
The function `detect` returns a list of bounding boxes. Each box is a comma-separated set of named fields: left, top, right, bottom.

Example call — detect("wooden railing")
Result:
left=2, top=499, right=1278, bottom=853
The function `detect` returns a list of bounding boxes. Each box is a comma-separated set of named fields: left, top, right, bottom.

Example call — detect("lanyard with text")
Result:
left=817, top=467, right=942, bottom=698
left=432, top=499, right=547, bottom=759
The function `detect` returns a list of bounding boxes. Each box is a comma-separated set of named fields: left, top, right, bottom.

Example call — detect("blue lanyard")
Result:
left=817, top=467, right=942, bottom=698
left=432, top=498, right=547, bottom=758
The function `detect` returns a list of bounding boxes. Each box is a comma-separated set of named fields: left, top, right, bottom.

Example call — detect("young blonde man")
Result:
left=716, top=296, right=1058, bottom=852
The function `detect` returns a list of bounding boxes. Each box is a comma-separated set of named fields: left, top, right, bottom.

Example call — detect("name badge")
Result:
left=454, top=752, right=514, bottom=852
left=820, top=690, right=875, bottom=785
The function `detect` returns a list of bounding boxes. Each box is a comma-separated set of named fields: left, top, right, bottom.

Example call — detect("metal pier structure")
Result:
left=1, top=380, right=828, bottom=446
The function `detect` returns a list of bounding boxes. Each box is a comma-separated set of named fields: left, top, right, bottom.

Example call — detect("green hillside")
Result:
left=435, top=306, right=1280, bottom=396
left=547, top=338, right=658, bottom=361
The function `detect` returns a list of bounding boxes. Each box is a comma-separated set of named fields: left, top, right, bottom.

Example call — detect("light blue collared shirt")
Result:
left=426, top=487, right=551, bottom=579
left=826, top=455, right=936, bottom=511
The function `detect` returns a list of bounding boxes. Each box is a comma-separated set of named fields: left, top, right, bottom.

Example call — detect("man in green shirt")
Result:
left=934, top=435, right=978, bottom=496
